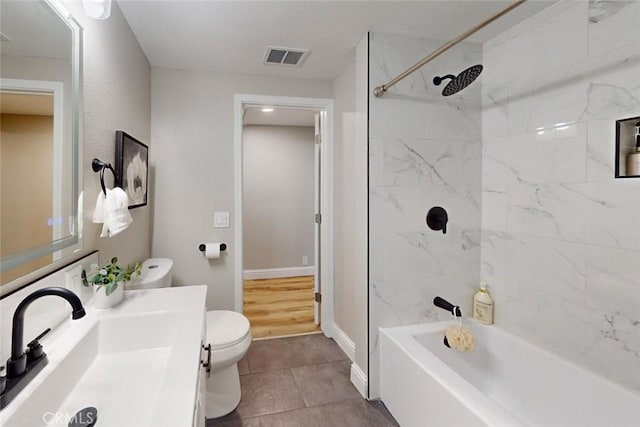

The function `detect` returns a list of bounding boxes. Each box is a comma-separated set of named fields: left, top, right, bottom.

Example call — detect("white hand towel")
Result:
left=92, top=191, right=106, bottom=223
left=93, top=188, right=132, bottom=237
left=105, top=187, right=132, bottom=237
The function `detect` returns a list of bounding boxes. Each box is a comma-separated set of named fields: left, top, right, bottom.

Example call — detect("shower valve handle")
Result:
left=426, top=206, right=448, bottom=234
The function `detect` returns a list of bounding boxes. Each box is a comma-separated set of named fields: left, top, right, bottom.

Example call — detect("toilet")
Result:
left=125, top=258, right=174, bottom=290
left=126, top=258, right=252, bottom=419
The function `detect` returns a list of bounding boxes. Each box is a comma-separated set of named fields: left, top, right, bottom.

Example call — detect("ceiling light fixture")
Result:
left=261, top=108, right=274, bottom=113
left=82, top=0, right=111, bottom=20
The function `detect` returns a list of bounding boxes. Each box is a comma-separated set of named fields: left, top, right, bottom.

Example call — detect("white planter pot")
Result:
left=93, top=281, right=124, bottom=309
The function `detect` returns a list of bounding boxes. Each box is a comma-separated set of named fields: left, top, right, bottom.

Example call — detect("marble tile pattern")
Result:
left=481, top=0, right=640, bottom=392
left=368, top=32, right=483, bottom=397
left=206, top=334, right=398, bottom=427
left=369, top=0, right=640, bottom=398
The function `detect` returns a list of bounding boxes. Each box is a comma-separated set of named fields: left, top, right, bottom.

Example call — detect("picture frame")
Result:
left=115, top=130, right=149, bottom=209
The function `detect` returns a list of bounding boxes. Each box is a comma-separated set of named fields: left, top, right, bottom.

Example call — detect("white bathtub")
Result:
left=380, top=320, right=640, bottom=427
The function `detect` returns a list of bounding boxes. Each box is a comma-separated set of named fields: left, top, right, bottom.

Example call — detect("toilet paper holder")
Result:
left=199, top=243, right=227, bottom=252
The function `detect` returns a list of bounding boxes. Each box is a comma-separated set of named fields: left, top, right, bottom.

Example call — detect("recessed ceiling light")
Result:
left=261, top=108, right=274, bottom=113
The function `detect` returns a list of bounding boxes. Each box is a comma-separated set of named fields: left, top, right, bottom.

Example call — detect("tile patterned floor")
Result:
left=206, top=334, right=399, bottom=427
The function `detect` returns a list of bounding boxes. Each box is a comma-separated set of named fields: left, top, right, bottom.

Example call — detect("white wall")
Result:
left=3, top=0, right=152, bottom=293
left=242, top=125, right=315, bottom=271
left=67, top=0, right=152, bottom=268
left=150, top=67, right=331, bottom=310
left=368, top=32, right=483, bottom=397
left=481, top=0, right=640, bottom=392
left=332, top=33, right=370, bottom=395
left=333, top=63, right=358, bottom=342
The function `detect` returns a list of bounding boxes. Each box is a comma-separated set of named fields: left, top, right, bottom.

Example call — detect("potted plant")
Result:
left=84, top=257, right=142, bottom=309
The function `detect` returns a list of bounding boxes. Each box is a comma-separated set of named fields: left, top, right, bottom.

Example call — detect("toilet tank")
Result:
left=125, top=258, right=173, bottom=290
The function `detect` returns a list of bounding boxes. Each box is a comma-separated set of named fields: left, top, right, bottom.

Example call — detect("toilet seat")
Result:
left=206, top=310, right=250, bottom=350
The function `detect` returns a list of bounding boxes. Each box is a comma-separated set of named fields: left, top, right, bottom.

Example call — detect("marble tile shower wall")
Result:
left=481, top=1, right=640, bottom=391
left=369, top=33, right=483, bottom=397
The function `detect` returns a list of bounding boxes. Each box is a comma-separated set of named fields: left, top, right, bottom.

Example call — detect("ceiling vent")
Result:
left=263, top=46, right=309, bottom=67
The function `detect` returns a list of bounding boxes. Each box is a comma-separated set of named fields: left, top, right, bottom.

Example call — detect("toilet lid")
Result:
left=206, top=310, right=250, bottom=350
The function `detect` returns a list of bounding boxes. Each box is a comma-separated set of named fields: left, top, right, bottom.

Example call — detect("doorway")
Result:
left=234, top=94, right=334, bottom=340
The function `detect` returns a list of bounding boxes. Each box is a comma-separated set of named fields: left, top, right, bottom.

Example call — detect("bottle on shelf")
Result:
left=626, top=121, right=640, bottom=176
left=473, top=283, right=494, bottom=325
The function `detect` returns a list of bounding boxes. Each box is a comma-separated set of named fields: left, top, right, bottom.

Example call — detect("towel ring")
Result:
left=92, top=158, right=118, bottom=196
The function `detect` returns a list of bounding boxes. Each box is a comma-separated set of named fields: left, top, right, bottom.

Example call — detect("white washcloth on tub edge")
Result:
left=92, top=187, right=132, bottom=237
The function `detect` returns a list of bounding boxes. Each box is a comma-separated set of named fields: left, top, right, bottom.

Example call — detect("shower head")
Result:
left=433, top=64, right=483, bottom=96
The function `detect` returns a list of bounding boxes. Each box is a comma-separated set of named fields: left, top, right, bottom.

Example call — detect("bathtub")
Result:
left=379, top=320, right=640, bottom=427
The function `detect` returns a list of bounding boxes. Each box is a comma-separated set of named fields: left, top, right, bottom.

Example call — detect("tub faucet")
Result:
left=433, top=296, right=462, bottom=317
left=1, top=287, right=85, bottom=409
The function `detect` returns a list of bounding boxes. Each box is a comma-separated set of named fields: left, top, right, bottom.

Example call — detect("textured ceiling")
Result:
left=117, top=0, right=555, bottom=80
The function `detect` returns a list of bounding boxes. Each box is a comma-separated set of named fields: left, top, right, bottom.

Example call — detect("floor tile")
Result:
left=306, top=333, right=349, bottom=362
left=235, top=369, right=306, bottom=418
left=291, top=360, right=362, bottom=407
left=206, top=413, right=261, bottom=427
left=258, top=398, right=399, bottom=427
left=238, top=354, right=250, bottom=376
left=247, top=335, right=330, bottom=373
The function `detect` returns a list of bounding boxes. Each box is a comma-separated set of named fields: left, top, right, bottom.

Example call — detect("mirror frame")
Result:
left=0, top=0, right=83, bottom=284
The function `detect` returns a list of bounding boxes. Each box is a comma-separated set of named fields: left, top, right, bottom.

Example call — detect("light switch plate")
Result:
left=214, top=211, right=230, bottom=228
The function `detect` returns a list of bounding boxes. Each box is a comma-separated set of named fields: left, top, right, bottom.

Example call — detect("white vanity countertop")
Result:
left=0, top=285, right=207, bottom=427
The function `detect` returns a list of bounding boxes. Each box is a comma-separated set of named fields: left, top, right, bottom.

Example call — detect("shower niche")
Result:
left=615, top=116, right=640, bottom=178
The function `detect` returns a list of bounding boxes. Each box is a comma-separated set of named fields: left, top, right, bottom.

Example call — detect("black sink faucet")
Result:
left=6, top=287, right=86, bottom=378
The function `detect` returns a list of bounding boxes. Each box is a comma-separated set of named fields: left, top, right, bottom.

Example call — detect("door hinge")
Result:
left=315, top=134, right=321, bottom=144
left=315, top=213, right=322, bottom=224
left=315, top=292, right=322, bottom=303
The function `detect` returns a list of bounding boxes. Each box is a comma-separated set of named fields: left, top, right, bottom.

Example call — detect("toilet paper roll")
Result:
left=203, top=243, right=221, bottom=259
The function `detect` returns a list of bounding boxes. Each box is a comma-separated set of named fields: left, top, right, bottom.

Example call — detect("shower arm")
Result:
left=372, top=0, right=527, bottom=97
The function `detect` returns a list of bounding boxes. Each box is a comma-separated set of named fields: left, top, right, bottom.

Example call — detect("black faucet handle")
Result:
left=433, top=296, right=462, bottom=317
left=29, top=328, right=51, bottom=344
left=26, top=328, right=50, bottom=362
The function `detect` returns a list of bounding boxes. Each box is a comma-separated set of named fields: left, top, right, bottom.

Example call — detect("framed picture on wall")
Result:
left=115, top=130, right=148, bottom=209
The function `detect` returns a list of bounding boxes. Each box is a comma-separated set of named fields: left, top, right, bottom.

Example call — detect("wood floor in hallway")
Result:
left=243, top=275, right=320, bottom=339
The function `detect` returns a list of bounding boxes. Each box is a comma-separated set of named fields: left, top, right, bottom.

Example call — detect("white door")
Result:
left=313, top=113, right=321, bottom=324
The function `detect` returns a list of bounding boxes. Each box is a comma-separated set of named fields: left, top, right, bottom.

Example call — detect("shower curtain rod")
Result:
left=372, top=0, right=527, bottom=97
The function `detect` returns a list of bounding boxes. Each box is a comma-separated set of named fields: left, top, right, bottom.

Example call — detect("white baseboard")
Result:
left=243, top=266, right=315, bottom=280
left=350, top=363, right=368, bottom=399
left=332, top=323, right=366, bottom=398
left=332, top=323, right=355, bottom=362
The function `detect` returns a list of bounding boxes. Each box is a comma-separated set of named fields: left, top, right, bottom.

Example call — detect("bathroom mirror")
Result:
left=0, top=0, right=82, bottom=287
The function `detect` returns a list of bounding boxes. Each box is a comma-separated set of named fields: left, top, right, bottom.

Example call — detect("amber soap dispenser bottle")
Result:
left=473, top=283, right=494, bottom=325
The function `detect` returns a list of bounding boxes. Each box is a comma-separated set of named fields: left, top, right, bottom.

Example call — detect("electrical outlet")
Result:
left=302, top=256, right=308, bottom=266
left=65, top=265, right=84, bottom=295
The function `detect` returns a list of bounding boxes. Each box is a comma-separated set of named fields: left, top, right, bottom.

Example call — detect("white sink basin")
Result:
left=0, top=286, right=207, bottom=427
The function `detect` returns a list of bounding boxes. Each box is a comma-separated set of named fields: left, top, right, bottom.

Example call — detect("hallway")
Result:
left=243, top=276, right=320, bottom=338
